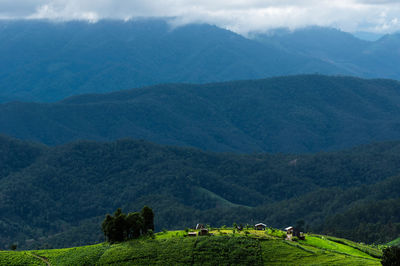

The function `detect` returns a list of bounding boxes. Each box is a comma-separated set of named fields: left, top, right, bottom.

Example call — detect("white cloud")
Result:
left=1, top=0, right=400, bottom=34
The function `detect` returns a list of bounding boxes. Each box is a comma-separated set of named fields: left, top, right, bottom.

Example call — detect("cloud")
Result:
left=1, top=0, right=400, bottom=34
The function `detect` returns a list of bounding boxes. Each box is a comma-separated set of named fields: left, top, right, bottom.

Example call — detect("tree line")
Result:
left=101, top=206, right=154, bottom=243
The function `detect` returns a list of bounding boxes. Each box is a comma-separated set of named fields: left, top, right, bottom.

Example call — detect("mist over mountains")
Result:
left=0, top=19, right=400, bottom=102
left=254, top=27, right=400, bottom=80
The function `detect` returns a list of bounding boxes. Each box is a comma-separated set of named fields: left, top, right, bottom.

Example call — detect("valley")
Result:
left=0, top=136, right=399, bottom=249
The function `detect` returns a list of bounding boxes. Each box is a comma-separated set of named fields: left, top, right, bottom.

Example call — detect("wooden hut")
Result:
left=196, top=224, right=205, bottom=230
left=254, top=223, right=267, bottom=230
left=199, top=228, right=209, bottom=236
left=284, top=226, right=305, bottom=240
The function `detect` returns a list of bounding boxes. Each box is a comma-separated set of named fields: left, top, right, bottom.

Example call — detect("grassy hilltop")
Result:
left=0, top=228, right=382, bottom=265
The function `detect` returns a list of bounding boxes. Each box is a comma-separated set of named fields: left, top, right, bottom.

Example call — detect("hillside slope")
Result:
left=388, top=237, right=400, bottom=246
left=0, top=20, right=341, bottom=102
left=2, top=75, right=400, bottom=153
left=0, top=136, right=399, bottom=249
left=2, top=21, right=400, bottom=103
left=254, top=27, right=400, bottom=80
left=0, top=231, right=382, bottom=265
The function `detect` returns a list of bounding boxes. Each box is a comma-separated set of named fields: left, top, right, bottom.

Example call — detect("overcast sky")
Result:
left=1, top=0, right=400, bottom=35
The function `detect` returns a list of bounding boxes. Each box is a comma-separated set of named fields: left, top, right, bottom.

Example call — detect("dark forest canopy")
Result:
left=2, top=75, right=400, bottom=153
left=0, top=135, right=399, bottom=249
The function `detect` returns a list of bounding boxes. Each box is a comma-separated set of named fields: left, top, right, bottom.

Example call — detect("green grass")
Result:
left=265, top=228, right=286, bottom=239
left=0, top=230, right=382, bottom=265
left=261, top=240, right=378, bottom=265
left=302, top=235, right=376, bottom=259
left=193, top=236, right=262, bottom=265
left=33, top=243, right=109, bottom=265
left=0, top=251, right=43, bottom=265
left=324, top=235, right=383, bottom=258
left=155, top=230, right=187, bottom=239
left=98, top=238, right=195, bottom=265
left=388, top=237, right=400, bottom=246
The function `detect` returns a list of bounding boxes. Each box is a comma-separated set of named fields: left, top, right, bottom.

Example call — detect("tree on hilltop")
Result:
left=141, top=206, right=154, bottom=234
left=127, top=212, right=144, bottom=238
left=101, top=206, right=154, bottom=243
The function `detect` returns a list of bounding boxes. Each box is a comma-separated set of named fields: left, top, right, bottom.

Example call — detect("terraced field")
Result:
left=0, top=229, right=382, bottom=265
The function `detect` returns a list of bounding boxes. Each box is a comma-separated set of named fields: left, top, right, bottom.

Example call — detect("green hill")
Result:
left=3, top=75, right=400, bottom=153
left=0, top=229, right=382, bottom=265
left=0, top=136, right=399, bottom=249
left=388, top=237, right=400, bottom=246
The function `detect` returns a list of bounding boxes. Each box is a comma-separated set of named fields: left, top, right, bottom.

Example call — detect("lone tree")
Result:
left=102, top=206, right=154, bottom=243
left=141, top=206, right=154, bottom=234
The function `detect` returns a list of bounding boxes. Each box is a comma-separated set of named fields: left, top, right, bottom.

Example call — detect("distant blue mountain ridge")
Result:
left=0, top=19, right=399, bottom=102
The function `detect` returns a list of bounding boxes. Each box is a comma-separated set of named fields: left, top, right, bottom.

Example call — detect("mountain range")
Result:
left=1, top=19, right=400, bottom=252
left=2, top=75, right=400, bottom=153
left=254, top=27, right=400, bottom=80
left=1, top=19, right=400, bottom=102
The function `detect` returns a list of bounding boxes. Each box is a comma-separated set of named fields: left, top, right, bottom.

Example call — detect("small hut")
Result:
left=284, top=226, right=305, bottom=240
left=196, top=224, right=205, bottom=230
left=199, top=228, right=209, bottom=236
left=298, top=232, right=306, bottom=240
left=285, top=226, right=294, bottom=234
left=254, top=223, right=267, bottom=230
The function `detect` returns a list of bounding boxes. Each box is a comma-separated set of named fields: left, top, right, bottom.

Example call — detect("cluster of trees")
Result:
left=101, top=206, right=154, bottom=243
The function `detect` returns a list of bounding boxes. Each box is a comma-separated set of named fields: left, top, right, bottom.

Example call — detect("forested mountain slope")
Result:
left=2, top=21, right=400, bottom=103
left=0, top=136, right=399, bottom=249
left=254, top=26, right=400, bottom=80
left=0, top=20, right=341, bottom=102
left=2, top=75, right=400, bottom=153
